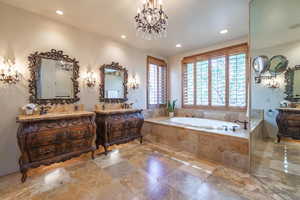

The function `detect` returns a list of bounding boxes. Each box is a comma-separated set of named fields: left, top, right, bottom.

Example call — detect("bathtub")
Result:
left=142, top=117, right=249, bottom=171
left=166, top=117, right=240, bottom=131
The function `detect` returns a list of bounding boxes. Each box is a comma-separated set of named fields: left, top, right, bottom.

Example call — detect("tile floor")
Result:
left=253, top=139, right=300, bottom=200
left=0, top=141, right=283, bottom=200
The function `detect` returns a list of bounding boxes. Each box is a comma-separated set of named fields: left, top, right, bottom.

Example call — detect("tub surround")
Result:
left=249, top=117, right=264, bottom=173
left=145, top=117, right=249, bottom=139
left=175, top=108, right=248, bottom=123
left=142, top=117, right=250, bottom=172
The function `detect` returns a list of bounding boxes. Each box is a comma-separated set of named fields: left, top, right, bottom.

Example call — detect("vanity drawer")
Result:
left=68, top=126, right=93, bottom=140
left=287, top=120, right=300, bottom=127
left=29, top=145, right=57, bottom=162
left=109, top=121, right=125, bottom=132
left=70, top=139, right=90, bottom=151
left=125, top=118, right=140, bottom=128
left=27, top=128, right=68, bottom=147
left=109, top=131, right=123, bottom=141
left=285, top=114, right=300, bottom=120
left=127, top=128, right=139, bottom=136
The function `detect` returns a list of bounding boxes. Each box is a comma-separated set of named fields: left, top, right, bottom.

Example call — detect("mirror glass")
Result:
left=268, top=55, right=288, bottom=75
left=37, top=58, right=74, bottom=99
left=252, top=56, right=269, bottom=74
left=99, top=62, right=128, bottom=103
left=104, top=68, right=125, bottom=99
left=285, top=67, right=300, bottom=101
left=293, top=70, right=300, bottom=97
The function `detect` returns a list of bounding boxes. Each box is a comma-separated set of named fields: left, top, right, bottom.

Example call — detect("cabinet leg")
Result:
left=104, top=145, right=108, bottom=156
left=277, top=135, right=281, bottom=143
left=140, top=136, right=143, bottom=144
left=21, top=170, right=27, bottom=183
left=91, top=150, right=95, bottom=160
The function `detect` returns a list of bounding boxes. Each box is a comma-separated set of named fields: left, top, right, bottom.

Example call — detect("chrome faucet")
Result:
left=234, top=120, right=248, bottom=130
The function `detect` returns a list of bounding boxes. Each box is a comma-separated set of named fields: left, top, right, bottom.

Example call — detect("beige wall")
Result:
left=0, top=3, right=164, bottom=176
left=167, top=38, right=248, bottom=107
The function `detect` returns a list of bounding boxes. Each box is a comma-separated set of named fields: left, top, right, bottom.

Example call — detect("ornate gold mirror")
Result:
left=99, top=62, right=128, bottom=103
left=28, top=49, right=80, bottom=104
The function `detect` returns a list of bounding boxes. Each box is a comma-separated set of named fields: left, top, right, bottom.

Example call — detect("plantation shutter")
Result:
left=147, top=56, right=167, bottom=108
left=229, top=53, right=246, bottom=107
left=211, top=56, right=226, bottom=106
left=196, top=60, right=209, bottom=105
left=181, top=43, right=248, bottom=110
left=183, top=63, right=194, bottom=105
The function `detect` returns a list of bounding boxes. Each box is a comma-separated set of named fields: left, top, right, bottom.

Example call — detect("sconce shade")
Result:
left=0, top=59, right=20, bottom=84
left=86, top=72, right=96, bottom=88
left=128, top=75, right=139, bottom=90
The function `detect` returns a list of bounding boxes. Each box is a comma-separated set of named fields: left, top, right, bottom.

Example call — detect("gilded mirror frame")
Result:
left=285, top=65, right=300, bottom=101
left=28, top=49, right=80, bottom=105
left=99, top=62, right=128, bottom=103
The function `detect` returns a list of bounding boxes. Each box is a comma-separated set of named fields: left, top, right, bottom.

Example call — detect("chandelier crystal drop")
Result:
left=135, top=0, right=168, bottom=40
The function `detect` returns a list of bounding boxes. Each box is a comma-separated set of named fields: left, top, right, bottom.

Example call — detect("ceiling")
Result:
left=251, top=0, right=300, bottom=50
left=0, top=0, right=249, bottom=57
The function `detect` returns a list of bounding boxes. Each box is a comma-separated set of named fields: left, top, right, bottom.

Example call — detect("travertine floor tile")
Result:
left=0, top=141, right=285, bottom=200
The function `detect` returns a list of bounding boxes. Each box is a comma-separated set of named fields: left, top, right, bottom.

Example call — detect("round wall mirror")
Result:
left=268, top=55, right=288, bottom=75
left=252, top=56, right=269, bottom=74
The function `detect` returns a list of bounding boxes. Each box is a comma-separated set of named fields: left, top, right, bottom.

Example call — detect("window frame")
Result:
left=147, top=56, right=168, bottom=109
left=181, top=43, right=248, bottom=111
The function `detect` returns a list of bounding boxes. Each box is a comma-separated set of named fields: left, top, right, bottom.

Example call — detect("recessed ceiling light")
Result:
left=176, top=44, right=182, bottom=48
left=121, top=35, right=127, bottom=39
left=220, top=29, right=228, bottom=34
left=56, top=10, right=64, bottom=15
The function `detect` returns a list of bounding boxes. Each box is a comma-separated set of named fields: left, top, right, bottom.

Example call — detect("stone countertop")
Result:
left=277, top=107, right=300, bottom=111
left=145, top=117, right=249, bottom=140
left=95, top=108, right=143, bottom=115
left=17, top=111, right=95, bottom=123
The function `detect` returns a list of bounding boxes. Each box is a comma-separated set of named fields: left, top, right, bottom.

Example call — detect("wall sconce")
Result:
left=85, top=71, right=96, bottom=88
left=0, top=58, right=20, bottom=84
left=263, top=79, right=280, bottom=89
left=128, top=75, right=139, bottom=90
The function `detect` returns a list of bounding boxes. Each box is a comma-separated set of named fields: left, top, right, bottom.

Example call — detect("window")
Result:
left=182, top=43, right=248, bottom=110
left=147, top=56, right=167, bottom=108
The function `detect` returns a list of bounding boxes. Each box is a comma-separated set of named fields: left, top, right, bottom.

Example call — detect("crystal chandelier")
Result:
left=135, top=0, right=168, bottom=40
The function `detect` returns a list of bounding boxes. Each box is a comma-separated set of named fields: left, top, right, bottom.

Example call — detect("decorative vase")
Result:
left=169, top=112, right=174, bottom=118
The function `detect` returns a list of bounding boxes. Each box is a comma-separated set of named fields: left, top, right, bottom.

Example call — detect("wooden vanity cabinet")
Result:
left=95, top=109, right=144, bottom=154
left=276, top=108, right=300, bottom=142
left=16, top=112, right=96, bottom=182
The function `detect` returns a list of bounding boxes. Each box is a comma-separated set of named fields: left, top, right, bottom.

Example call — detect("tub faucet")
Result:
left=232, top=125, right=239, bottom=132
left=234, top=120, right=248, bottom=130
left=222, top=125, right=228, bottom=131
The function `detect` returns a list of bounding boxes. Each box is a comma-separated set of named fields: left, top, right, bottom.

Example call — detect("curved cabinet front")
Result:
left=95, top=109, right=144, bottom=154
left=276, top=108, right=300, bottom=142
left=17, top=113, right=96, bottom=182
